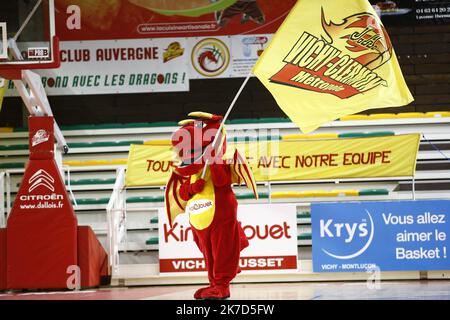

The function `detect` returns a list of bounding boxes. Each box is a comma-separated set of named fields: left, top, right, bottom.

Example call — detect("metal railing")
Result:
left=106, top=167, right=127, bottom=276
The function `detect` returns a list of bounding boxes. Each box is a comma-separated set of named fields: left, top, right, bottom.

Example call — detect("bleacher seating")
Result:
left=1, top=111, right=450, bottom=259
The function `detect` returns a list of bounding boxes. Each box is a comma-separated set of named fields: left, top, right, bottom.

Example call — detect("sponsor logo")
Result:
left=32, top=129, right=50, bottom=147
left=18, top=169, right=65, bottom=210
left=188, top=199, right=213, bottom=216
left=161, top=256, right=296, bottom=272
left=28, top=169, right=54, bottom=193
left=163, top=42, right=185, bottom=63
left=242, top=36, right=268, bottom=57
left=319, top=209, right=375, bottom=259
left=164, top=221, right=292, bottom=242
left=270, top=11, right=393, bottom=99
left=27, top=47, right=50, bottom=59
left=192, top=38, right=230, bottom=77
left=20, top=193, right=64, bottom=201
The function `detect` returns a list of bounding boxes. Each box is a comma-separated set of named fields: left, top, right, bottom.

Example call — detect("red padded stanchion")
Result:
left=77, top=226, right=109, bottom=288
left=0, top=229, right=6, bottom=291
left=6, top=116, right=78, bottom=290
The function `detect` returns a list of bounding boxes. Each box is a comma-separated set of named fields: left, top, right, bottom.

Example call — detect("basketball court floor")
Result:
left=0, top=281, right=449, bottom=300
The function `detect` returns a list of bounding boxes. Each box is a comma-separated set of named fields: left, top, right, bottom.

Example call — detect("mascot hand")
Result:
left=191, top=179, right=206, bottom=194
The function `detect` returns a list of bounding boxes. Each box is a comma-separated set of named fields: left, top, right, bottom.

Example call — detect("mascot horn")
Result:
left=165, top=111, right=258, bottom=300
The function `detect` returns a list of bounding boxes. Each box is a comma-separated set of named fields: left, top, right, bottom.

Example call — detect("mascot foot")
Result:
left=194, top=286, right=213, bottom=300
left=200, top=285, right=230, bottom=300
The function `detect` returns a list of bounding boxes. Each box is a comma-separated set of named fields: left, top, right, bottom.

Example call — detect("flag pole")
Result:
left=201, top=71, right=252, bottom=178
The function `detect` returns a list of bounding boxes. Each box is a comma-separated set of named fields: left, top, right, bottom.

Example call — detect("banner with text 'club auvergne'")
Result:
left=312, top=200, right=450, bottom=272
left=6, top=38, right=189, bottom=96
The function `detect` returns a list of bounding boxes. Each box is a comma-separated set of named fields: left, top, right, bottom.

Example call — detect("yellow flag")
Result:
left=253, top=0, right=413, bottom=133
left=0, top=78, right=6, bottom=112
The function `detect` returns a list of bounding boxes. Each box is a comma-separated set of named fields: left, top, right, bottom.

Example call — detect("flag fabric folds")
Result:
left=253, top=0, right=413, bottom=133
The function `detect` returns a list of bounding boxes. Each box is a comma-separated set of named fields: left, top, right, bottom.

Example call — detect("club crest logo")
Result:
left=163, top=42, right=185, bottom=63
left=270, top=10, right=393, bottom=99
left=192, top=38, right=230, bottom=77
left=32, top=129, right=50, bottom=147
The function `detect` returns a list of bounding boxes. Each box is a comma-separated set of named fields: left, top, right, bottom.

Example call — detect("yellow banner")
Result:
left=0, top=79, right=6, bottom=112
left=253, top=0, right=413, bottom=133
left=125, top=144, right=177, bottom=187
left=126, top=134, right=420, bottom=187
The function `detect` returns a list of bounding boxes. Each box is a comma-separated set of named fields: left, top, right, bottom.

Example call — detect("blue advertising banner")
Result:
left=312, top=200, right=450, bottom=272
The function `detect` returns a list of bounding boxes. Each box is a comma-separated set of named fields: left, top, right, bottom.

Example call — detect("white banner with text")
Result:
left=159, top=203, right=298, bottom=276
left=5, top=38, right=190, bottom=95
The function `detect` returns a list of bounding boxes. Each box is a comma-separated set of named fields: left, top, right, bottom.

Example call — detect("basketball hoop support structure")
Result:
left=1, top=38, right=68, bottom=177
left=0, top=0, right=67, bottom=156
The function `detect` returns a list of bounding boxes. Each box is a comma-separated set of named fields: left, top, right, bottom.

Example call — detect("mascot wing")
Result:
left=165, top=171, right=189, bottom=227
left=230, top=149, right=258, bottom=199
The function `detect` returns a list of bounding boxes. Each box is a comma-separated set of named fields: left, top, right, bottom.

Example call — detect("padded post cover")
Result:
left=6, top=117, right=78, bottom=290
left=77, top=226, right=110, bottom=288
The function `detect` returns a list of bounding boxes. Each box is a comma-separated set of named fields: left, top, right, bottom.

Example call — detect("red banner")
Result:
left=54, top=0, right=296, bottom=40
left=160, top=256, right=298, bottom=273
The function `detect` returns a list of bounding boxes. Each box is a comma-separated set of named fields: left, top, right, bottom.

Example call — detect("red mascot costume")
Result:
left=165, top=112, right=258, bottom=300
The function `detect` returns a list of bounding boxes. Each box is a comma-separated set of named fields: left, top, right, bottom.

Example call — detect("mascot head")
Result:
left=171, top=112, right=226, bottom=168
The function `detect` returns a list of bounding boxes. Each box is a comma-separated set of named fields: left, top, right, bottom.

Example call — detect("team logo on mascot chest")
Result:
left=188, top=199, right=213, bottom=216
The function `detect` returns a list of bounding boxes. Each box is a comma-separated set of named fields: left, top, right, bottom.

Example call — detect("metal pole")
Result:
left=65, top=166, right=77, bottom=207
left=201, top=72, right=252, bottom=178
left=268, top=181, right=272, bottom=204
left=106, top=206, right=112, bottom=270
left=123, top=184, right=128, bottom=255
left=13, top=0, right=43, bottom=41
